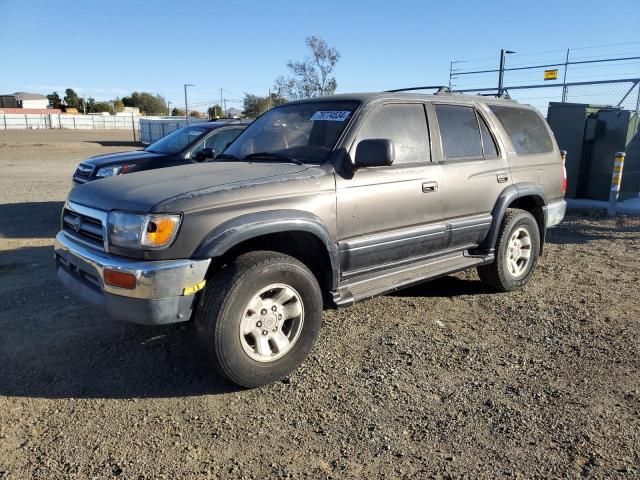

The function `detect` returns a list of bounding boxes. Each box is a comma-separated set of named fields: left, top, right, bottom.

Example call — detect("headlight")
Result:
left=96, top=164, right=134, bottom=178
left=108, top=212, right=181, bottom=249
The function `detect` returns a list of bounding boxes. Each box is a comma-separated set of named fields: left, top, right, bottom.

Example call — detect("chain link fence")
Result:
left=564, top=81, right=640, bottom=111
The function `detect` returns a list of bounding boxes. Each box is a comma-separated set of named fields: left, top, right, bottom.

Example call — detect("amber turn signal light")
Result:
left=104, top=269, right=136, bottom=289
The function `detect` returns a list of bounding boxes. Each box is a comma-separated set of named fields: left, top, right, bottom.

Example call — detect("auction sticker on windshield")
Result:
left=311, top=111, right=351, bottom=121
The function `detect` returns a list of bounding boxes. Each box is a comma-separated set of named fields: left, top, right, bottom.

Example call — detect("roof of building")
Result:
left=4, top=92, right=49, bottom=101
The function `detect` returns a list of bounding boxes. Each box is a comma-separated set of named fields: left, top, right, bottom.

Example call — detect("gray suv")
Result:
left=54, top=91, right=567, bottom=387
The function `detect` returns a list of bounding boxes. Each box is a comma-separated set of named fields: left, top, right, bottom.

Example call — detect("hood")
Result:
left=68, top=161, right=311, bottom=213
left=80, top=150, right=168, bottom=167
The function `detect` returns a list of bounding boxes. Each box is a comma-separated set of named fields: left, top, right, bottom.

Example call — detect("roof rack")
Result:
left=452, top=88, right=511, bottom=99
left=385, top=86, right=451, bottom=94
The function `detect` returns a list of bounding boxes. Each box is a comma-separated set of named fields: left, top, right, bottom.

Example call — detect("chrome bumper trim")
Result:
left=544, top=200, right=567, bottom=228
left=54, top=231, right=210, bottom=299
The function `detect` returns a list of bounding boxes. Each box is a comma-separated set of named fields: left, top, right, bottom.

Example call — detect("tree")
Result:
left=47, top=92, right=62, bottom=109
left=122, top=92, right=167, bottom=115
left=113, top=98, right=125, bottom=113
left=92, top=102, right=114, bottom=114
left=64, top=88, right=81, bottom=109
left=207, top=104, right=223, bottom=118
left=171, top=107, right=185, bottom=116
left=242, top=93, right=287, bottom=118
left=84, top=97, right=96, bottom=113
left=189, top=110, right=203, bottom=118
left=274, top=36, right=340, bottom=100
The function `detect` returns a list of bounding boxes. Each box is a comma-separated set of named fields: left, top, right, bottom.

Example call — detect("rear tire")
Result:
left=195, top=251, right=323, bottom=388
left=477, top=208, right=540, bottom=292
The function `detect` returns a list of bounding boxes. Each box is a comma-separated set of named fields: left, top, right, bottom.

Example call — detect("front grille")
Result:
left=74, top=164, right=94, bottom=179
left=62, top=208, right=105, bottom=248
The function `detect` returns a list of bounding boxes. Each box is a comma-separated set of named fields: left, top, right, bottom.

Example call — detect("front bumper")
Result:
left=544, top=200, right=567, bottom=228
left=54, top=231, right=210, bottom=325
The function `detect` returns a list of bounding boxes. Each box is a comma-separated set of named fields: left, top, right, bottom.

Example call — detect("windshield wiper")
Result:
left=244, top=152, right=303, bottom=165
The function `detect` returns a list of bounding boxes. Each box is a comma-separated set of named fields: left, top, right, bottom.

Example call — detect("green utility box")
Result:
left=547, top=102, right=640, bottom=201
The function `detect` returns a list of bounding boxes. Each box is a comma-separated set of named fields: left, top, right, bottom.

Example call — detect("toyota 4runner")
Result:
left=54, top=91, right=567, bottom=387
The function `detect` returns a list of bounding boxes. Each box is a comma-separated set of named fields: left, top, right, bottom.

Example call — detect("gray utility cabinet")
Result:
left=547, top=102, right=640, bottom=201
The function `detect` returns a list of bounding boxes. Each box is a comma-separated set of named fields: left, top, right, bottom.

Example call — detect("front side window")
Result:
left=489, top=105, right=553, bottom=155
left=206, top=127, right=245, bottom=154
left=354, top=103, right=430, bottom=164
left=146, top=125, right=208, bottom=154
left=224, top=101, right=359, bottom=162
left=435, top=104, right=483, bottom=159
left=190, top=127, right=244, bottom=157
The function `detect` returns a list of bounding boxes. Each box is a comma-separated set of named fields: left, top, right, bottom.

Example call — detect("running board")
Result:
left=332, top=252, right=487, bottom=307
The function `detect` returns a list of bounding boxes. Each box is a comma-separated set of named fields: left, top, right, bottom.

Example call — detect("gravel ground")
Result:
left=0, top=130, right=639, bottom=478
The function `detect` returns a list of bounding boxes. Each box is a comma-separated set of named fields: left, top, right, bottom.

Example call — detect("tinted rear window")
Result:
left=489, top=105, right=553, bottom=155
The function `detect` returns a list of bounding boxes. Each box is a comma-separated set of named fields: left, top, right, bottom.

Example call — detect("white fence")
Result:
left=0, top=113, right=140, bottom=130
left=139, top=117, right=208, bottom=144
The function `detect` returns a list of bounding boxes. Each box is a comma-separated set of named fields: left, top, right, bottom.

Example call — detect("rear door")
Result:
left=335, top=102, right=445, bottom=277
left=429, top=102, right=512, bottom=250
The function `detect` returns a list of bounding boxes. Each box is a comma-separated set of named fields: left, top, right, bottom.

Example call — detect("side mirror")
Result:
left=197, top=147, right=215, bottom=161
left=354, top=139, right=395, bottom=168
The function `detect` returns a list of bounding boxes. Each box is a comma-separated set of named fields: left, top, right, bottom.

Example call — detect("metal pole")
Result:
left=608, top=152, right=626, bottom=216
left=498, top=49, right=506, bottom=96
left=561, top=48, right=570, bottom=102
left=449, top=61, right=453, bottom=89
left=184, top=84, right=189, bottom=124
left=632, top=83, right=640, bottom=149
left=131, top=112, right=136, bottom=142
left=220, top=88, right=223, bottom=116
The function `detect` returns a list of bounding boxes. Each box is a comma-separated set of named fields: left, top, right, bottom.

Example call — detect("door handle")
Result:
left=422, top=181, right=438, bottom=193
left=497, top=172, right=509, bottom=183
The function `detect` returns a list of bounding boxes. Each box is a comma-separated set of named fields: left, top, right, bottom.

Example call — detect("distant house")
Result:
left=226, top=107, right=243, bottom=118
left=115, top=106, right=140, bottom=116
left=0, top=92, right=49, bottom=110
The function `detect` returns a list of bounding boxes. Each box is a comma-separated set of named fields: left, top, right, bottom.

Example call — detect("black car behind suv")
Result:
left=72, top=120, right=250, bottom=184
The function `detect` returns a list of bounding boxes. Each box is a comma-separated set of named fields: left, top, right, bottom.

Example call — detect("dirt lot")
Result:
left=1, top=129, right=639, bottom=478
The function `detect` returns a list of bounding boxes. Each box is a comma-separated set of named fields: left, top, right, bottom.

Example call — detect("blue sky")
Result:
left=1, top=0, right=639, bottom=111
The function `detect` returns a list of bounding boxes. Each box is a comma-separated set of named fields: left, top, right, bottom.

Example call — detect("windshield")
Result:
left=146, top=125, right=209, bottom=154
left=224, top=101, right=360, bottom=162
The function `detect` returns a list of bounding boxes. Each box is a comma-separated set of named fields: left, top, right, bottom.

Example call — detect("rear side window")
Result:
left=435, top=104, right=483, bottom=159
left=489, top=105, right=553, bottom=155
left=354, top=103, right=430, bottom=164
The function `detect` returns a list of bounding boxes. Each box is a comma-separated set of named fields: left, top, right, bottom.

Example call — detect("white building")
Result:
left=0, top=92, right=49, bottom=109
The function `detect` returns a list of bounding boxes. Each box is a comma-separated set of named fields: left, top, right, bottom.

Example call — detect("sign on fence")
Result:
left=544, top=69, right=559, bottom=81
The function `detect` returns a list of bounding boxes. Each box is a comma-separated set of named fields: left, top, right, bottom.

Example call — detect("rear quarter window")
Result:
left=489, top=105, right=553, bottom=155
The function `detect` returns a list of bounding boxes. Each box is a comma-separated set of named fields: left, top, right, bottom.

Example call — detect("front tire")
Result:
left=477, top=208, right=540, bottom=292
left=195, top=251, right=323, bottom=388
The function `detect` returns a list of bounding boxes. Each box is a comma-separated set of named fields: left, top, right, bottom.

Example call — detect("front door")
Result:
left=335, top=102, right=445, bottom=278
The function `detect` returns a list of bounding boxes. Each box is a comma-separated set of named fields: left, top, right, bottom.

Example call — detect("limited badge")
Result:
left=310, top=111, right=351, bottom=122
